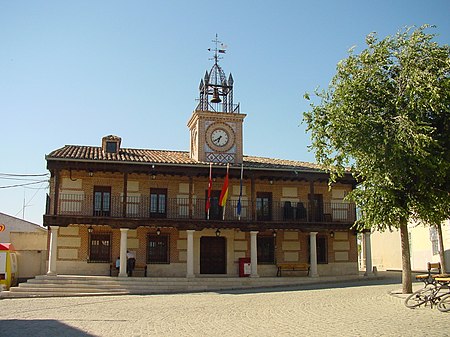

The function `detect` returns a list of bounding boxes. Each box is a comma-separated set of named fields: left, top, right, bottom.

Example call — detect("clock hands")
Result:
left=211, top=128, right=229, bottom=146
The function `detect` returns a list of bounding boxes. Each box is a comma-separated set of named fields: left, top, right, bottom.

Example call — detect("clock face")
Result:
left=211, top=129, right=229, bottom=147
left=205, top=122, right=235, bottom=152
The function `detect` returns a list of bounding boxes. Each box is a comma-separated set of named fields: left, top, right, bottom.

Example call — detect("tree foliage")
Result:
left=304, top=25, right=450, bottom=232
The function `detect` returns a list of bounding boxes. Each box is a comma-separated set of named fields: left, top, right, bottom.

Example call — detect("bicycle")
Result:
left=436, top=277, right=450, bottom=312
left=404, top=262, right=450, bottom=309
left=404, top=278, right=450, bottom=309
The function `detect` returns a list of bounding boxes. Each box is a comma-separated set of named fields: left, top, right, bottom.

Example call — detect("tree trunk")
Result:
left=436, top=224, right=447, bottom=273
left=400, top=221, right=413, bottom=293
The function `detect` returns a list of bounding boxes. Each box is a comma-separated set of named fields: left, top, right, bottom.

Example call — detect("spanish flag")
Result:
left=219, top=163, right=229, bottom=208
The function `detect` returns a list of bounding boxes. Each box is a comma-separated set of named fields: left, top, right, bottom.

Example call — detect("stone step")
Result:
left=10, top=286, right=127, bottom=293
left=1, top=291, right=131, bottom=298
left=17, top=282, right=125, bottom=290
left=3, top=274, right=362, bottom=298
left=58, top=276, right=309, bottom=284
left=17, top=281, right=211, bottom=290
left=25, top=279, right=242, bottom=288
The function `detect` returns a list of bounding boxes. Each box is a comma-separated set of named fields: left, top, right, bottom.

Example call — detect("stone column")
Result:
left=119, top=228, right=129, bottom=277
left=364, top=231, right=373, bottom=276
left=250, top=231, right=259, bottom=277
left=309, top=232, right=319, bottom=277
left=186, top=230, right=195, bottom=278
left=47, top=226, right=59, bottom=276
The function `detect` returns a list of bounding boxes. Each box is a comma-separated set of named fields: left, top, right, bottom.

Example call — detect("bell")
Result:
left=211, top=88, right=221, bottom=103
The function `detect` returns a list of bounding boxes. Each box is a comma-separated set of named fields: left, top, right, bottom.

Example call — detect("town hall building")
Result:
left=43, top=44, right=358, bottom=280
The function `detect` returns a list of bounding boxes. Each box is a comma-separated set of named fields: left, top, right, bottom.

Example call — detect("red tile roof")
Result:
left=46, top=145, right=324, bottom=172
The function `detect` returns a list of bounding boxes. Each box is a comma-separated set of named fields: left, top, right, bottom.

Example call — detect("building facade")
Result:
left=0, top=212, right=47, bottom=280
left=370, top=220, right=450, bottom=272
left=43, top=52, right=358, bottom=278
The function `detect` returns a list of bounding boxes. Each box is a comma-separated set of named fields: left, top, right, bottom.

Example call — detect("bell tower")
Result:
left=187, top=34, right=246, bottom=164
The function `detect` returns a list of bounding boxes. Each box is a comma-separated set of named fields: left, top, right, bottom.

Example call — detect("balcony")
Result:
left=47, top=194, right=356, bottom=225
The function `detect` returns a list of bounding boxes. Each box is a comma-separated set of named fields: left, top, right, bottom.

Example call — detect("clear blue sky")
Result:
left=1, top=0, right=449, bottom=226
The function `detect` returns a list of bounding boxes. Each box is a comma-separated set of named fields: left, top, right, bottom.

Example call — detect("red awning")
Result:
left=0, top=243, right=14, bottom=251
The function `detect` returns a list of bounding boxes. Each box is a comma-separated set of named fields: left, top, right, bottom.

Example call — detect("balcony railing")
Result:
left=49, top=194, right=356, bottom=223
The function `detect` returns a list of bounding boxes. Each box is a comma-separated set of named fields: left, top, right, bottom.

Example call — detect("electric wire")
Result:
left=0, top=177, right=48, bottom=181
left=0, top=172, right=50, bottom=189
left=14, top=181, right=48, bottom=217
left=0, top=180, right=49, bottom=189
left=0, top=173, right=49, bottom=177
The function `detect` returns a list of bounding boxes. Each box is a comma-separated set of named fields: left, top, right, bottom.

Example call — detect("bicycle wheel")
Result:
left=437, top=293, right=450, bottom=312
left=405, top=286, right=435, bottom=308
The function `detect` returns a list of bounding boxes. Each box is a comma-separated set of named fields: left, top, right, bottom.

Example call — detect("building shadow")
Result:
left=215, top=271, right=403, bottom=295
left=0, top=319, right=95, bottom=337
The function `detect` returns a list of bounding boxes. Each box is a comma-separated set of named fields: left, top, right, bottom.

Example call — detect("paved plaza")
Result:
left=1, top=273, right=449, bottom=337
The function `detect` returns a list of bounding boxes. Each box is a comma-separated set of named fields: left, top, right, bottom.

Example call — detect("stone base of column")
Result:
left=364, top=266, right=377, bottom=277
left=250, top=274, right=259, bottom=278
left=309, top=273, right=319, bottom=278
left=186, top=274, right=195, bottom=278
left=118, top=273, right=128, bottom=277
left=46, top=271, right=57, bottom=276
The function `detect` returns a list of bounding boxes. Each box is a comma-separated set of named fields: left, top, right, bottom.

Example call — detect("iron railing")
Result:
left=50, top=194, right=356, bottom=223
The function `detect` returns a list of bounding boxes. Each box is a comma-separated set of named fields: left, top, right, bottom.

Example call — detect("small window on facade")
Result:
left=89, top=233, right=111, bottom=263
left=429, top=227, right=439, bottom=256
left=150, top=188, right=167, bottom=218
left=257, top=236, right=275, bottom=264
left=147, top=234, right=169, bottom=264
left=105, top=141, right=117, bottom=154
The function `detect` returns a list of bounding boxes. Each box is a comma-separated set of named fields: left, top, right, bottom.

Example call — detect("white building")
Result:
left=0, top=212, right=47, bottom=280
left=370, top=220, right=450, bottom=272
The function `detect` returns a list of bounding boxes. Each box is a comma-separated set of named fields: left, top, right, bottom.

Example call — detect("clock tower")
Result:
left=187, top=35, right=246, bottom=164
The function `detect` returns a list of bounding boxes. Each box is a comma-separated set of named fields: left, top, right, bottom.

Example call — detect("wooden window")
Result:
left=147, top=234, right=169, bottom=264
left=150, top=188, right=167, bottom=218
left=430, top=227, right=439, bottom=256
left=93, top=186, right=111, bottom=216
left=89, top=233, right=111, bottom=263
left=105, top=141, right=117, bottom=153
left=256, top=192, right=272, bottom=221
left=257, top=236, right=275, bottom=264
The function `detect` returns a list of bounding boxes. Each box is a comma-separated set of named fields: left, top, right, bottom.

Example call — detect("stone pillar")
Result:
left=186, top=230, right=195, bottom=278
left=364, top=231, right=373, bottom=276
left=309, top=232, right=319, bottom=277
left=47, top=226, right=59, bottom=276
left=119, top=228, right=129, bottom=277
left=250, top=231, right=259, bottom=277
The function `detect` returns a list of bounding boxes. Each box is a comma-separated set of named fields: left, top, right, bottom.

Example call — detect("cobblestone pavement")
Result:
left=1, top=274, right=449, bottom=337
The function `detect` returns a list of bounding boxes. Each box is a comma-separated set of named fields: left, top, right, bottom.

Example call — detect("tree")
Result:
left=303, top=25, right=450, bottom=293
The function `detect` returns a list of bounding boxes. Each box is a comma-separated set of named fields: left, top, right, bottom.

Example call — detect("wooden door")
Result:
left=256, top=192, right=272, bottom=221
left=308, top=194, right=323, bottom=222
left=200, top=237, right=226, bottom=274
left=206, top=190, right=223, bottom=220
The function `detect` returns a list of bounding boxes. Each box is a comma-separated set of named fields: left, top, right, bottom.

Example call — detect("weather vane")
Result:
left=208, top=34, right=227, bottom=65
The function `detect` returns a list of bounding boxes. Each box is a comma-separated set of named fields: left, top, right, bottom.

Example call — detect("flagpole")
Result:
left=238, top=163, right=243, bottom=220
left=207, top=163, right=212, bottom=220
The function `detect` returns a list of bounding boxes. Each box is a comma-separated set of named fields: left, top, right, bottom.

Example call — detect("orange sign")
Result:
left=0, top=224, right=5, bottom=232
